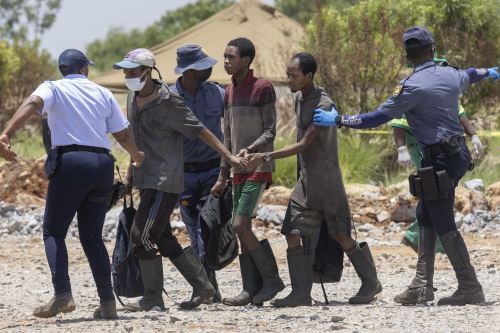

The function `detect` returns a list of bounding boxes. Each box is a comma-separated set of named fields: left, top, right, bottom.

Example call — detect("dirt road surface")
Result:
left=0, top=231, right=498, bottom=333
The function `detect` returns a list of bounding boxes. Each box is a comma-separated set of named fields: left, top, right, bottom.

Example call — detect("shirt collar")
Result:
left=414, top=60, right=436, bottom=72
left=64, top=74, right=87, bottom=80
left=175, top=78, right=208, bottom=97
left=231, top=69, right=255, bottom=88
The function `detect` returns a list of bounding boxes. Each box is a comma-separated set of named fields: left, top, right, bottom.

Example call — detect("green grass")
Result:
left=9, top=127, right=499, bottom=188
left=462, top=136, right=500, bottom=187
left=273, top=133, right=297, bottom=187
left=338, top=132, right=393, bottom=184
left=10, top=127, right=46, bottom=159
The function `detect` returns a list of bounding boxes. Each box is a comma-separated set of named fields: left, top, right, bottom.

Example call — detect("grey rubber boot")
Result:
left=171, top=247, right=216, bottom=309
left=32, top=292, right=76, bottom=318
left=124, top=256, right=165, bottom=312
left=394, top=227, right=436, bottom=304
left=250, top=239, right=285, bottom=304
left=271, top=246, right=313, bottom=307
left=347, top=242, right=383, bottom=304
left=438, top=231, right=485, bottom=306
left=93, top=300, right=118, bottom=319
left=222, top=253, right=263, bottom=306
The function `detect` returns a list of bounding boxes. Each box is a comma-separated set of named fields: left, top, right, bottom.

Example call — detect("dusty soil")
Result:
left=0, top=231, right=498, bottom=333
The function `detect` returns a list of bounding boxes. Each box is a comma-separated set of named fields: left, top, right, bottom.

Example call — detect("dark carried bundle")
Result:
left=111, top=195, right=144, bottom=301
left=200, top=181, right=239, bottom=271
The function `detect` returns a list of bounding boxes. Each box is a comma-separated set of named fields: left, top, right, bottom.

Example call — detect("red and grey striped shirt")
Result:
left=221, top=70, right=276, bottom=185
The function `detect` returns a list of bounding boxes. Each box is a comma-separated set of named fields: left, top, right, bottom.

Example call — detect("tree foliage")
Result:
left=0, top=0, right=59, bottom=125
left=0, top=0, right=61, bottom=41
left=275, top=0, right=357, bottom=25
left=305, top=0, right=500, bottom=114
left=86, top=0, right=234, bottom=72
left=0, top=41, right=55, bottom=125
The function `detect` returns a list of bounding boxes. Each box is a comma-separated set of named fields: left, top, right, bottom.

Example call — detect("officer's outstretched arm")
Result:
left=313, top=106, right=392, bottom=129
left=0, top=95, right=43, bottom=162
left=465, top=67, right=498, bottom=84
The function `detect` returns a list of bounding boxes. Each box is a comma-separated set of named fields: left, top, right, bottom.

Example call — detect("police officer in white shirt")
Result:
left=0, top=49, right=144, bottom=320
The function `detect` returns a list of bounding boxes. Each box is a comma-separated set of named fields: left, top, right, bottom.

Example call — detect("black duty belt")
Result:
left=184, top=158, right=220, bottom=173
left=422, top=135, right=465, bottom=160
left=59, top=144, right=110, bottom=155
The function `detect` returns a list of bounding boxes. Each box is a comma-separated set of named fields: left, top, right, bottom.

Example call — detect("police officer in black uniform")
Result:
left=312, top=26, right=498, bottom=306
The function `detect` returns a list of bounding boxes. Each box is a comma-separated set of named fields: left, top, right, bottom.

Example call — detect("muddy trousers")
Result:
left=130, top=190, right=183, bottom=261
left=43, top=151, right=114, bottom=302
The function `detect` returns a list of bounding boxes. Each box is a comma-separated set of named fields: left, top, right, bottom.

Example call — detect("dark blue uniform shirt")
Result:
left=170, top=79, right=224, bottom=163
left=377, top=61, right=469, bottom=147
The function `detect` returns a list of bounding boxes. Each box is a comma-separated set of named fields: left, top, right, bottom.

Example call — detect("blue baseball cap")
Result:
left=58, top=49, right=95, bottom=73
left=403, top=26, right=434, bottom=49
left=174, top=45, right=217, bottom=75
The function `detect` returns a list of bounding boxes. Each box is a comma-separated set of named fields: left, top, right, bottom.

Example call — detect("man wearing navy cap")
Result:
left=0, top=49, right=144, bottom=319
left=170, top=45, right=225, bottom=302
left=313, top=26, right=498, bottom=306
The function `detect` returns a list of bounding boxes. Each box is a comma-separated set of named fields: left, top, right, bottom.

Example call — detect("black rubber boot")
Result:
left=33, top=292, right=76, bottom=318
left=172, top=247, right=216, bottom=309
left=204, top=263, right=222, bottom=303
left=93, top=300, right=118, bottom=319
left=347, top=242, right=383, bottom=304
left=394, top=227, right=436, bottom=305
left=250, top=239, right=285, bottom=304
left=222, top=253, right=263, bottom=306
left=271, top=246, right=313, bottom=307
left=438, top=231, right=485, bottom=306
left=124, top=256, right=165, bottom=312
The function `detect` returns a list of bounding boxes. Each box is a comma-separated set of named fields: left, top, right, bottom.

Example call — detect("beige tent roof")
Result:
left=93, top=0, right=304, bottom=92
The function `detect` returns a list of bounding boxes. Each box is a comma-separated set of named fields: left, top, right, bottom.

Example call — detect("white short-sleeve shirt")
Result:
left=32, top=74, right=128, bottom=149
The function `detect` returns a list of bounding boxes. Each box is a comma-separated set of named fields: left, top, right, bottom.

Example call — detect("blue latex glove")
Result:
left=313, top=106, right=339, bottom=127
left=487, top=67, right=499, bottom=81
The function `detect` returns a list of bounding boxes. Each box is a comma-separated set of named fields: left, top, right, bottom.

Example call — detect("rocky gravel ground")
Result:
left=0, top=224, right=498, bottom=332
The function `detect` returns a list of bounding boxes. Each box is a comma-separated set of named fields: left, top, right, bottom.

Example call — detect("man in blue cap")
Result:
left=0, top=49, right=144, bottom=319
left=170, top=45, right=225, bottom=302
left=313, top=26, right=498, bottom=306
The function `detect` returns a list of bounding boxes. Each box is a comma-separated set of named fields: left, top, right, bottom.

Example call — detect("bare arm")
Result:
left=270, top=124, right=319, bottom=160
left=0, top=95, right=43, bottom=162
left=111, top=128, right=144, bottom=166
left=198, top=128, right=248, bottom=169
left=459, top=116, right=476, bottom=137
left=393, top=127, right=407, bottom=148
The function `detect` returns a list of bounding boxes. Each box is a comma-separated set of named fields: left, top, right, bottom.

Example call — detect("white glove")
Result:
left=397, top=146, right=412, bottom=166
left=471, top=135, right=483, bottom=158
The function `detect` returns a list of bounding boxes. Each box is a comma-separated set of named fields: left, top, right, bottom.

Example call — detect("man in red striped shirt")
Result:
left=211, top=37, right=284, bottom=306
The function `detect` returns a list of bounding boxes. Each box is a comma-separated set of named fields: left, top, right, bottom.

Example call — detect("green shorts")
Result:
left=233, top=181, right=266, bottom=218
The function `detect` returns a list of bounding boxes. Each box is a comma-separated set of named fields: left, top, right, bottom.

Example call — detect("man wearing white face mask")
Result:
left=113, top=49, right=248, bottom=311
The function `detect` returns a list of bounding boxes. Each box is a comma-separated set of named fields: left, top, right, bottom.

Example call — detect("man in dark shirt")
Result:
left=114, top=48, right=246, bottom=311
left=249, top=53, right=382, bottom=306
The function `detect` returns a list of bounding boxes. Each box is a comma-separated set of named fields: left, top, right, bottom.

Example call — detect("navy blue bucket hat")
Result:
left=175, top=45, right=217, bottom=74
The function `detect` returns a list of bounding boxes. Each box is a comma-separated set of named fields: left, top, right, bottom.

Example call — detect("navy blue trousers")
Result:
left=416, top=143, right=472, bottom=236
left=43, top=151, right=114, bottom=301
left=179, top=167, right=219, bottom=258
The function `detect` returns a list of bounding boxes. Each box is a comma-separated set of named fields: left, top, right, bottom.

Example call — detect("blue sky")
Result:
left=41, top=0, right=274, bottom=57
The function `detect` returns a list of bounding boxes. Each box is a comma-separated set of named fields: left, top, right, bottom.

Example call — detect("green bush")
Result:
left=273, top=134, right=297, bottom=187
left=306, top=0, right=500, bottom=115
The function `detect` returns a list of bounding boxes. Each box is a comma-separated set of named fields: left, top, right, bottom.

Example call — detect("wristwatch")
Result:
left=263, top=153, right=272, bottom=162
left=335, top=115, right=342, bottom=126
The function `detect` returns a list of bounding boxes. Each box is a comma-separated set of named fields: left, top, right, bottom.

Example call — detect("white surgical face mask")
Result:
left=125, top=70, right=147, bottom=91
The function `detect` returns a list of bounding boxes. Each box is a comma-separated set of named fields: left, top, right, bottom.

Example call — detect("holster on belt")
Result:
left=409, top=166, right=452, bottom=200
